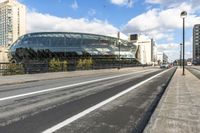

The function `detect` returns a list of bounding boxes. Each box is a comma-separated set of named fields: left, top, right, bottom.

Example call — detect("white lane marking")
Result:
left=0, top=69, right=155, bottom=102
left=42, top=68, right=172, bottom=133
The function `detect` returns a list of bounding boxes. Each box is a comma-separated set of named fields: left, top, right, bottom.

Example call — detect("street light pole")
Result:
left=183, top=17, right=185, bottom=75
left=180, top=11, right=187, bottom=75
left=119, top=41, right=121, bottom=69
left=117, top=32, right=121, bottom=69
left=180, top=43, right=182, bottom=67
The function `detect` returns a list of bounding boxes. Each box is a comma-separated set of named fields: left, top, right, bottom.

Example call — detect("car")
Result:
left=160, top=64, right=169, bottom=69
left=187, top=62, right=192, bottom=66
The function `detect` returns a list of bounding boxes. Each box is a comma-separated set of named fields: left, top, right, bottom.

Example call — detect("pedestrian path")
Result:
left=144, top=68, right=200, bottom=133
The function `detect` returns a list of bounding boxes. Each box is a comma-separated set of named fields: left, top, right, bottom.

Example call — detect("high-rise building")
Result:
left=0, top=0, right=26, bottom=46
left=193, top=24, right=200, bottom=64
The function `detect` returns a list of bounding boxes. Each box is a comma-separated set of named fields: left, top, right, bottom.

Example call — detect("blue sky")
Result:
left=22, top=0, right=146, bottom=27
left=15, top=0, right=200, bottom=60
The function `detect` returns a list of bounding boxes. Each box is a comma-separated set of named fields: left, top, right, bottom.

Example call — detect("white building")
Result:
left=0, top=0, right=26, bottom=46
left=0, top=45, right=9, bottom=63
left=130, top=34, right=155, bottom=65
left=157, top=52, right=168, bottom=64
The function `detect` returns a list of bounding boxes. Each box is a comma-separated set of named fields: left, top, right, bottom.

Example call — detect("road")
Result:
left=186, top=66, right=200, bottom=79
left=0, top=67, right=176, bottom=133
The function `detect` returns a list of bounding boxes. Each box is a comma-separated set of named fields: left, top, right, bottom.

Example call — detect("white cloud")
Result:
left=0, top=0, right=6, bottom=3
left=145, top=0, right=162, bottom=4
left=145, top=0, right=183, bottom=5
left=26, top=11, right=128, bottom=40
left=123, top=3, right=200, bottom=41
left=156, top=41, right=193, bottom=60
left=110, top=0, right=133, bottom=7
left=146, top=0, right=200, bottom=10
left=71, top=0, right=78, bottom=10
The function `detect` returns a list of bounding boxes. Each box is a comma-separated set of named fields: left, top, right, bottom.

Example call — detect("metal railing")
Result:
left=0, top=60, right=142, bottom=76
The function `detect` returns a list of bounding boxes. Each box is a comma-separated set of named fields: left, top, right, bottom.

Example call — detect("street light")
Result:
left=180, top=43, right=182, bottom=67
left=117, top=31, right=121, bottom=69
left=118, top=39, right=121, bottom=69
left=180, top=11, right=187, bottom=75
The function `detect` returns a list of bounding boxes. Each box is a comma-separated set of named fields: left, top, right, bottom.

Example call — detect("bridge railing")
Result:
left=0, top=61, right=143, bottom=76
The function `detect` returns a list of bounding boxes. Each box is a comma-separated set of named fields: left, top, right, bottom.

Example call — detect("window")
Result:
left=21, top=37, right=37, bottom=48
left=49, top=37, right=65, bottom=47
left=36, top=37, right=50, bottom=47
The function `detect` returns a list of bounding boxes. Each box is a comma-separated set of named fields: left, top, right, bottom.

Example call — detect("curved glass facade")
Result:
left=9, top=32, right=138, bottom=64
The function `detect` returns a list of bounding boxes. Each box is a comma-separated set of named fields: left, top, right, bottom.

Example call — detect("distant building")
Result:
left=0, top=45, right=9, bottom=63
left=157, top=52, right=168, bottom=64
left=153, top=45, right=158, bottom=65
left=130, top=34, right=155, bottom=65
left=193, top=24, right=200, bottom=64
left=0, top=0, right=26, bottom=46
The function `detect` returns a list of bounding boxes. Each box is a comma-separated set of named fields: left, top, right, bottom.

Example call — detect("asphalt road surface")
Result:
left=0, top=67, right=176, bottom=133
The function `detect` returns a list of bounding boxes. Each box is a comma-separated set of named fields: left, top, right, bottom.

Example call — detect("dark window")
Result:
left=36, top=37, right=50, bottom=47
left=49, top=37, right=65, bottom=47
left=21, top=37, right=37, bottom=48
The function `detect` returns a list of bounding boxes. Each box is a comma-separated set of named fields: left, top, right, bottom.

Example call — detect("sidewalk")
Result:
left=0, top=67, right=150, bottom=86
left=144, top=68, right=200, bottom=133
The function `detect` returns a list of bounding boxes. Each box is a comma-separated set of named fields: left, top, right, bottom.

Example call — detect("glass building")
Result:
left=9, top=32, right=138, bottom=68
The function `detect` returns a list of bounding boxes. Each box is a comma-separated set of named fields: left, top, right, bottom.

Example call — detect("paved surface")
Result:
left=144, top=68, right=200, bottom=133
left=0, top=67, right=151, bottom=85
left=56, top=68, right=175, bottom=133
left=187, top=66, right=200, bottom=79
left=0, top=67, right=175, bottom=133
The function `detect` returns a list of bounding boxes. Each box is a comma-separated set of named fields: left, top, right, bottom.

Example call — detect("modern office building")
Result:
left=193, top=24, right=200, bottom=64
left=0, top=0, right=26, bottom=46
left=9, top=32, right=138, bottom=67
left=129, top=34, right=155, bottom=65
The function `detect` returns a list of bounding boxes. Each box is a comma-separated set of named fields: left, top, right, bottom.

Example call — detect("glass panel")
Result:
left=21, top=37, right=37, bottom=48
left=49, top=37, right=65, bottom=47
left=36, top=37, right=50, bottom=47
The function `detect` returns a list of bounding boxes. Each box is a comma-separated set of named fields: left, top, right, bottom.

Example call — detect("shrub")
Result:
left=85, top=58, right=93, bottom=70
left=3, top=63, right=24, bottom=75
left=77, top=58, right=93, bottom=70
left=49, top=58, right=68, bottom=72
left=62, top=60, right=68, bottom=71
left=77, top=59, right=83, bottom=70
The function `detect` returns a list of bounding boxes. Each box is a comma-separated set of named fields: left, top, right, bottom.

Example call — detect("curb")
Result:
left=131, top=67, right=177, bottom=133
left=186, top=67, right=200, bottom=79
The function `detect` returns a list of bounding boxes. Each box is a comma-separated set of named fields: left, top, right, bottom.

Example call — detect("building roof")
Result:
left=25, top=32, right=129, bottom=42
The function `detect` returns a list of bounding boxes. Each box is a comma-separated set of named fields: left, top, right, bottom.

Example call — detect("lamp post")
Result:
left=180, top=11, right=187, bottom=75
left=118, top=39, right=121, bottom=69
left=117, top=32, right=121, bottom=69
left=180, top=43, right=182, bottom=67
